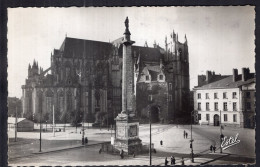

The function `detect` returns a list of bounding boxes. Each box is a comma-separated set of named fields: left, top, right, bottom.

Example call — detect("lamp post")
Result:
left=39, top=107, right=42, bottom=152
left=15, top=105, right=17, bottom=142
left=220, top=110, right=223, bottom=153
left=148, top=106, right=152, bottom=166
left=46, top=121, right=47, bottom=132
left=190, top=110, right=194, bottom=163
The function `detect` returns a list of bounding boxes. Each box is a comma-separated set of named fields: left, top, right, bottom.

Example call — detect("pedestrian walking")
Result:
left=183, top=130, right=186, bottom=138
left=210, top=145, right=213, bottom=152
left=213, top=145, right=216, bottom=153
left=165, top=157, right=169, bottom=166
left=99, top=148, right=102, bottom=154
left=172, top=156, right=176, bottom=166
left=186, top=132, right=188, bottom=138
left=160, top=140, right=163, bottom=146
left=181, top=157, right=184, bottom=165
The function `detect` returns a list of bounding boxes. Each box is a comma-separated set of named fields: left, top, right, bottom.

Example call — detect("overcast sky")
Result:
left=8, top=7, right=255, bottom=98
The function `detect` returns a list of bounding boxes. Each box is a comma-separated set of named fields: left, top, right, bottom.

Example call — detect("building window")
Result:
left=233, top=102, right=237, bottom=111
left=148, top=95, right=153, bottom=101
left=198, top=114, right=201, bottom=120
left=223, top=92, right=227, bottom=99
left=246, top=92, right=250, bottom=98
left=214, top=102, right=218, bottom=111
left=214, top=93, right=218, bottom=99
left=146, top=75, right=149, bottom=81
left=159, top=74, right=163, bottom=80
left=233, top=114, right=237, bottom=122
left=198, top=93, right=201, bottom=99
left=169, top=83, right=172, bottom=91
left=206, top=93, right=209, bottom=99
left=206, top=102, right=210, bottom=111
left=169, top=95, right=172, bottom=102
left=224, top=114, right=228, bottom=121
left=206, top=114, right=210, bottom=121
left=198, top=103, right=201, bottom=111
left=232, top=92, right=237, bottom=99
left=223, top=102, right=227, bottom=111
left=247, top=102, right=251, bottom=110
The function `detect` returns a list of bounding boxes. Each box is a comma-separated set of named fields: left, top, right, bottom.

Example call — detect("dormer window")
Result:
left=159, top=74, right=163, bottom=80
left=146, top=75, right=149, bottom=81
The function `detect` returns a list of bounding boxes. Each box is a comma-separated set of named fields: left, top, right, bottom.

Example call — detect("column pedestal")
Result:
left=114, top=113, right=142, bottom=154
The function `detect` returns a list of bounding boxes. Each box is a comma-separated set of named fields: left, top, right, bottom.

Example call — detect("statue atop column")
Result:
left=124, top=16, right=131, bottom=36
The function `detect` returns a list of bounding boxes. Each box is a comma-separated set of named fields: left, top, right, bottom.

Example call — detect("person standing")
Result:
left=165, top=157, right=169, bottom=166
left=181, top=157, right=184, bottom=165
left=183, top=130, right=186, bottom=139
left=210, top=145, right=213, bottom=153
left=170, top=156, right=173, bottom=165
left=213, top=145, right=216, bottom=153
left=186, top=132, right=188, bottom=139
left=120, top=149, right=124, bottom=159
left=172, top=156, right=175, bottom=166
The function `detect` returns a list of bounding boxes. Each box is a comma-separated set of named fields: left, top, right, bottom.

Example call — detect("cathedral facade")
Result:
left=21, top=30, right=190, bottom=124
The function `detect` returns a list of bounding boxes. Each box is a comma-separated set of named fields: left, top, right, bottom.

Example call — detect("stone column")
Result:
left=121, top=17, right=135, bottom=115
left=114, top=17, right=142, bottom=154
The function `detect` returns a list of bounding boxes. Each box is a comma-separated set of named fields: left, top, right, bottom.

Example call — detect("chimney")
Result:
left=233, top=68, right=238, bottom=82
left=242, top=68, right=250, bottom=81
left=206, top=71, right=212, bottom=83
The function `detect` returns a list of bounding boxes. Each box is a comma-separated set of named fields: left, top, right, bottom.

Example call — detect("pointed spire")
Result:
left=28, top=63, right=31, bottom=69
left=184, top=34, right=188, bottom=44
left=144, top=41, right=148, bottom=47
left=176, top=33, right=178, bottom=42
left=33, top=59, right=36, bottom=67
left=153, top=40, right=157, bottom=48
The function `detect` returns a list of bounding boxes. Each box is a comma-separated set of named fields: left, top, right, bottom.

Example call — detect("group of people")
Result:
left=183, top=130, right=188, bottom=139
left=165, top=156, right=184, bottom=166
left=210, top=145, right=216, bottom=153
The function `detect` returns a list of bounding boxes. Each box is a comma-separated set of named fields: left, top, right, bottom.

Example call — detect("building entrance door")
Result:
left=213, top=114, right=220, bottom=126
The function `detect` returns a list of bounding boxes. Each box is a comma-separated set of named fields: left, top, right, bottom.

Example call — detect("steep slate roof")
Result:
left=132, top=46, right=163, bottom=62
left=198, top=75, right=229, bottom=87
left=59, top=37, right=112, bottom=59
left=194, top=74, right=255, bottom=90
left=138, top=64, right=162, bottom=82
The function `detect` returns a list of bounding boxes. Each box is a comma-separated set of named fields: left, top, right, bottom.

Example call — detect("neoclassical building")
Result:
left=21, top=24, right=190, bottom=124
left=193, top=68, right=255, bottom=128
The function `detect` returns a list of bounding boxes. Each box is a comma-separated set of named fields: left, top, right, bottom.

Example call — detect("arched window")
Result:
left=58, top=91, right=64, bottom=112
left=45, top=89, right=54, bottom=113
left=66, top=91, right=73, bottom=112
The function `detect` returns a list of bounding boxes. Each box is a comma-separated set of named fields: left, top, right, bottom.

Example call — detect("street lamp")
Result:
left=39, top=106, right=42, bottom=152
left=190, top=110, right=194, bottom=163
left=220, top=110, right=223, bottom=153
left=148, top=106, right=152, bottom=166
left=46, top=121, right=47, bottom=132
left=15, top=103, right=18, bottom=142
